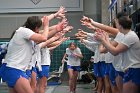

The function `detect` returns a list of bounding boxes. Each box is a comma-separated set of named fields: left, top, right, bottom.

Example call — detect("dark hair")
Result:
left=118, top=16, right=132, bottom=29
left=23, top=16, right=42, bottom=31
left=10, top=30, right=16, bottom=39
left=69, top=42, right=77, bottom=48
left=116, top=11, right=128, bottom=19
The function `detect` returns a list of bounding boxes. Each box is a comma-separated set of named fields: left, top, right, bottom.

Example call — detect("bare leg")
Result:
left=93, top=81, right=98, bottom=91
left=30, top=71, right=37, bottom=92
left=68, top=69, right=74, bottom=92
left=116, top=75, right=123, bottom=93
left=38, top=76, right=47, bottom=93
left=123, top=80, right=139, bottom=93
left=104, top=75, right=111, bottom=93
left=9, top=88, right=17, bottom=93
left=73, top=71, right=78, bottom=93
left=97, top=77, right=104, bottom=93
left=14, top=77, right=33, bottom=93
left=110, top=81, right=119, bottom=93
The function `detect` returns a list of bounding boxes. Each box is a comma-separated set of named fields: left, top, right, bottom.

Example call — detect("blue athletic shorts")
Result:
left=67, top=65, right=80, bottom=71
left=0, top=63, right=6, bottom=77
left=26, top=66, right=37, bottom=78
left=117, top=71, right=124, bottom=78
left=108, top=63, right=117, bottom=86
left=104, top=63, right=111, bottom=76
left=32, top=67, right=37, bottom=73
left=123, top=68, right=140, bottom=86
left=93, top=61, right=106, bottom=78
left=36, top=65, right=50, bottom=78
left=2, top=67, right=28, bottom=88
left=26, top=69, right=32, bottom=78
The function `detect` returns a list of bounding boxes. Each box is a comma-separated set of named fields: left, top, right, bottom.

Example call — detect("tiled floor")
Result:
left=0, top=83, right=8, bottom=93
left=0, top=82, right=96, bottom=93
left=0, top=71, right=96, bottom=93
left=46, top=83, right=95, bottom=93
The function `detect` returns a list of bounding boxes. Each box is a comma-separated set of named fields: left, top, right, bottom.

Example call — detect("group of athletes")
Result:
left=0, top=6, right=140, bottom=93
left=75, top=12, right=140, bottom=93
left=0, top=6, right=74, bottom=93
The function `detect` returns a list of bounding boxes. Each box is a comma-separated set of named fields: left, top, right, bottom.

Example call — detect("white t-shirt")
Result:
left=87, top=33, right=100, bottom=43
left=66, top=47, right=82, bottom=66
left=27, top=41, right=37, bottom=69
left=41, top=47, right=51, bottom=65
left=105, top=52, right=114, bottom=63
left=5, top=27, right=35, bottom=71
left=113, top=32, right=124, bottom=71
left=121, top=31, right=140, bottom=71
left=85, top=33, right=100, bottom=63
left=99, top=53, right=105, bottom=62
left=81, top=40, right=100, bottom=63
left=82, top=39, right=98, bottom=52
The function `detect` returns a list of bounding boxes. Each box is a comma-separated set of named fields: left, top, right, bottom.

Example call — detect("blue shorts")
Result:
left=26, top=67, right=37, bottom=78
left=123, top=68, right=140, bottom=86
left=104, top=63, right=112, bottom=76
left=108, top=63, right=117, bottom=86
left=67, top=65, right=80, bottom=71
left=2, top=67, right=28, bottom=88
left=117, top=71, right=124, bottom=78
left=93, top=61, right=106, bottom=78
left=26, top=69, right=32, bottom=78
left=0, top=63, right=7, bottom=77
left=32, top=67, right=37, bottom=73
left=37, top=65, right=50, bottom=78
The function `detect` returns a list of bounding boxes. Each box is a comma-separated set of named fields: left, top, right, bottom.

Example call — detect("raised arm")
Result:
left=81, top=16, right=119, bottom=36
left=30, top=16, right=49, bottom=43
left=43, top=6, right=66, bottom=21
left=48, top=37, right=69, bottom=50
left=48, top=18, right=68, bottom=38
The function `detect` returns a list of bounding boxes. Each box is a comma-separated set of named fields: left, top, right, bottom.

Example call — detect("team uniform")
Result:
left=26, top=42, right=41, bottom=79
left=112, top=32, right=124, bottom=78
left=81, top=33, right=106, bottom=78
left=120, top=31, right=140, bottom=85
left=104, top=52, right=116, bottom=85
left=36, top=46, right=51, bottom=78
left=66, top=47, right=82, bottom=71
left=0, top=27, right=35, bottom=87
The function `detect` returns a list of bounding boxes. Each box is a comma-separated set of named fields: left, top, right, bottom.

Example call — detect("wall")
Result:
left=0, top=0, right=101, bottom=39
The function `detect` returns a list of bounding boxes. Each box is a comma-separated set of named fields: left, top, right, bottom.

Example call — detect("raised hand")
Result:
left=80, top=16, right=96, bottom=31
left=54, top=6, right=66, bottom=19
left=54, top=32, right=65, bottom=39
left=78, top=29, right=87, bottom=36
left=63, top=26, right=73, bottom=32
left=75, top=29, right=87, bottom=39
left=59, top=36, right=70, bottom=42
left=56, top=18, right=68, bottom=31
left=94, top=29, right=105, bottom=41
left=81, top=16, right=90, bottom=22
left=42, top=16, right=49, bottom=28
left=63, top=37, right=70, bottom=41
